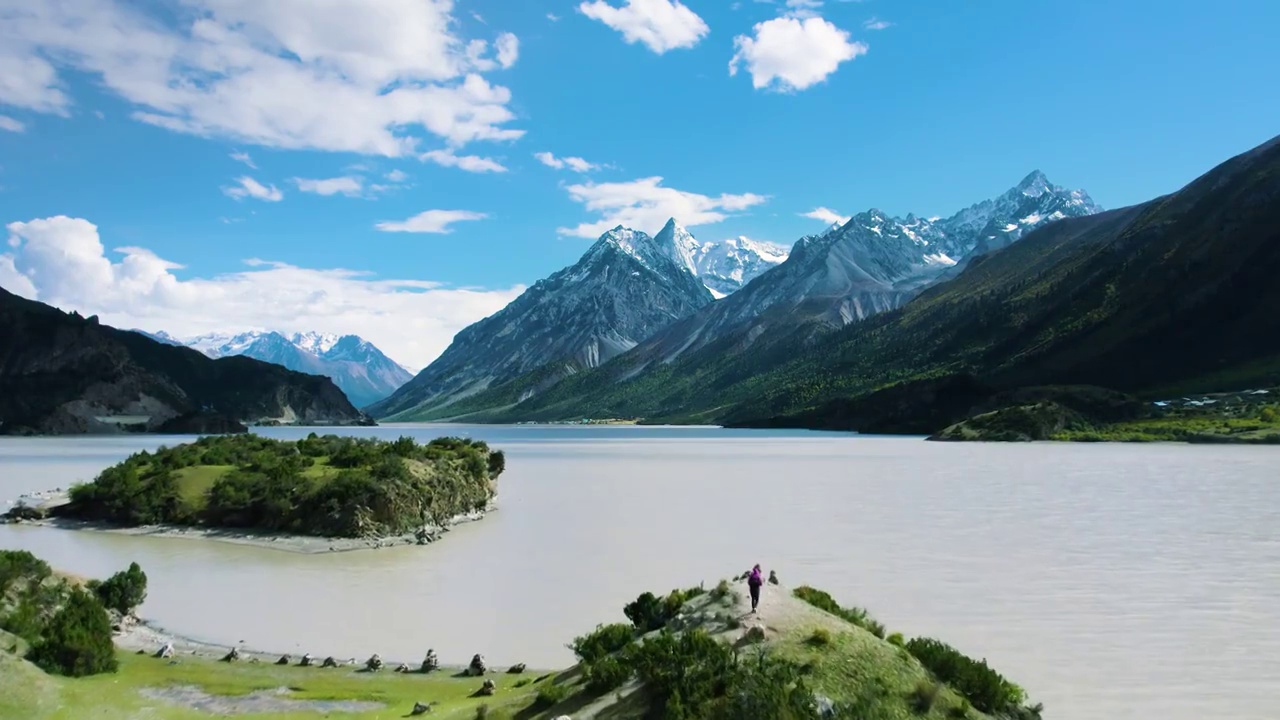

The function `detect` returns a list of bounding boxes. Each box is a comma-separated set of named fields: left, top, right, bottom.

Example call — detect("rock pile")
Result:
left=421, top=649, right=439, bottom=673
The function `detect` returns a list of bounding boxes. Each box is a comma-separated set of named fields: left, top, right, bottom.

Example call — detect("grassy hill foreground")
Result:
left=2, top=546, right=1045, bottom=720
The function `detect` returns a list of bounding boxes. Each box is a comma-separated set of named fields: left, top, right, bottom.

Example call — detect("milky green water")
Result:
left=2, top=425, right=1278, bottom=720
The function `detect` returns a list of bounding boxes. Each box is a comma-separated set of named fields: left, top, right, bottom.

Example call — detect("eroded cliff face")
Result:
left=0, top=287, right=373, bottom=435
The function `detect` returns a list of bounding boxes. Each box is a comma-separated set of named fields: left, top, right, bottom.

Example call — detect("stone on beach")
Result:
left=322, top=656, right=339, bottom=668
left=768, top=570, right=780, bottom=585
left=478, top=678, right=496, bottom=696
left=155, top=642, right=174, bottom=659
left=507, top=662, right=527, bottom=674
left=365, top=653, right=384, bottom=671
left=467, top=653, right=487, bottom=676
left=299, top=653, right=313, bottom=667
left=395, top=663, right=410, bottom=673
left=411, top=701, right=434, bottom=715
left=421, top=649, right=439, bottom=673
left=221, top=647, right=241, bottom=662
left=276, top=655, right=290, bottom=665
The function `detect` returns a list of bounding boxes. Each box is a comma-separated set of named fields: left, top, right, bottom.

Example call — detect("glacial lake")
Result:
left=2, top=425, right=1278, bottom=720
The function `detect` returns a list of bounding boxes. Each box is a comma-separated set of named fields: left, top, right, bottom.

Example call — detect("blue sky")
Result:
left=1, top=0, right=1278, bottom=369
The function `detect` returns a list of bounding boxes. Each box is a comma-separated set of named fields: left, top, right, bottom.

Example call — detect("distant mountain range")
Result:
left=138, top=331, right=412, bottom=408
left=373, top=170, right=1103, bottom=422
left=0, top=289, right=371, bottom=435
left=466, top=134, right=1280, bottom=430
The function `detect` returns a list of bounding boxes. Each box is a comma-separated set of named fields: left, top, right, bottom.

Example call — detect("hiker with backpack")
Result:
left=747, top=564, right=764, bottom=613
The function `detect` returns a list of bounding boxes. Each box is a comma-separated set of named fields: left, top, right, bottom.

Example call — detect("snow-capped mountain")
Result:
left=594, top=172, right=1102, bottom=367
left=144, top=330, right=412, bottom=408
left=651, top=219, right=789, bottom=297
left=368, top=224, right=715, bottom=420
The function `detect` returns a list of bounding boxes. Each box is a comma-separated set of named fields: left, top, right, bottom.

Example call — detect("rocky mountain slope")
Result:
left=368, top=225, right=715, bottom=420
left=143, top=330, right=412, bottom=408
left=455, top=171, right=1100, bottom=422
left=0, top=288, right=373, bottom=435
left=500, top=134, right=1279, bottom=428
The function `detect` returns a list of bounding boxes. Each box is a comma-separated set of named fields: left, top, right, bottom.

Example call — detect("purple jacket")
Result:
left=748, top=568, right=763, bottom=587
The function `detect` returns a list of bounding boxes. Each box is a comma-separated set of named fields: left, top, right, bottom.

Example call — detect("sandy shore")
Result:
left=4, top=489, right=494, bottom=554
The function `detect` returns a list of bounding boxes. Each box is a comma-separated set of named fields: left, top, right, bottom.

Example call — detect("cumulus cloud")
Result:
left=0, top=0, right=524, bottom=155
left=0, top=115, right=25, bottom=133
left=578, top=0, right=709, bottom=54
left=223, top=177, right=284, bottom=202
left=375, top=209, right=487, bottom=234
left=730, top=16, right=868, bottom=91
left=864, top=17, right=892, bottom=31
left=495, top=33, right=520, bottom=69
left=420, top=149, right=508, bottom=173
left=534, top=152, right=600, bottom=173
left=293, top=176, right=364, bottom=197
left=0, top=216, right=522, bottom=371
left=385, top=169, right=409, bottom=182
left=558, top=177, right=768, bottom=238
left=230, top=151, right=257, bottom=169
left=802, top=207, right=850, bottom=225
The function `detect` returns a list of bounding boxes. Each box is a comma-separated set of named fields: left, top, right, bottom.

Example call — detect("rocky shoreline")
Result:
left=112, top=614, right=530, bottom=679
left=3, top=489, right=496, bottom=554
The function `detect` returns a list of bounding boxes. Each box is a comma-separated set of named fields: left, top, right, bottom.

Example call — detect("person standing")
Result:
left=747, top=564, right=764, bottom=613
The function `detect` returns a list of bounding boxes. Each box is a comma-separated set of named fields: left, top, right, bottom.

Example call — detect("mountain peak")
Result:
left=1015, top=170, right=1052, bottom=196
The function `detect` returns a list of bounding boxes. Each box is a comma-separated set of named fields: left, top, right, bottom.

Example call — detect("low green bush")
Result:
left=532, top=681, right=570, bottom=709
left=88, top=562, right=147, bottom=616
left=886, top=632, right=905, bottom=647
left=792, top=586, right=886, bottom=638
left=584, top=655, right=631, bottom=693
left=908, top=679, right=942, bottom=713
left=904, top=637, right=1024, bottom=715
left=570, top=623, right=635, bottom=663
left=26, top=587, right=117, bottom=677
left=806, top=628, right=831, bottom=647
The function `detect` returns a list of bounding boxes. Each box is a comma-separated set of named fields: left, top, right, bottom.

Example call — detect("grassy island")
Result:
left=53, top=434, right=505, bottom=540
left=3, top=548, right=1045, bottom=720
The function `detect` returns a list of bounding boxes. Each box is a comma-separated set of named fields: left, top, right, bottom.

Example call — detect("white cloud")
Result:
left=1, top=215, right=522, bottom=371
left=421, top=149, right=508, bottom=173
left=558, top=177, right=768, bottom=238
left=783, top=0, right=824, bottom=17
left=375, top=209, right=487, bottom=234
left=534, top=151, right=601, bottom=173
left=293, top=176, right=364, bottom=197
left=1, top=0, right=524, bottom=155
left=547, top=13, right=561, bottom=21
left=730, top=16, right=867, bottom=92
left=385, top=169, right=408, bottom=182
left=230, top=151, right=257, bottom=169
left=223, top=176, right=284, bottom=202
left=864, top=17, right=892, bottom=31
left=0, top=53, right=70, bottom=115
left=495, top=33, right=520, bottom=69
left=802, top=207, right=850, bottom=225
left=0, top=115, right=25, bottom=133
left=578, top=0, right=709, bottom=54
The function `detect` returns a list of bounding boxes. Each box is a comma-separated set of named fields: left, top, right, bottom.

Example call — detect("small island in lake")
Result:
left=23, top=434, right=505, bottom=548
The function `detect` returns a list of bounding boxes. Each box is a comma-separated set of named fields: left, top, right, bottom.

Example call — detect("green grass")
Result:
left=0, top=646, right=554, bottom=720
left=173, top=465, right=235, bottom=505
left=769, top=626, right=979, bottom=720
